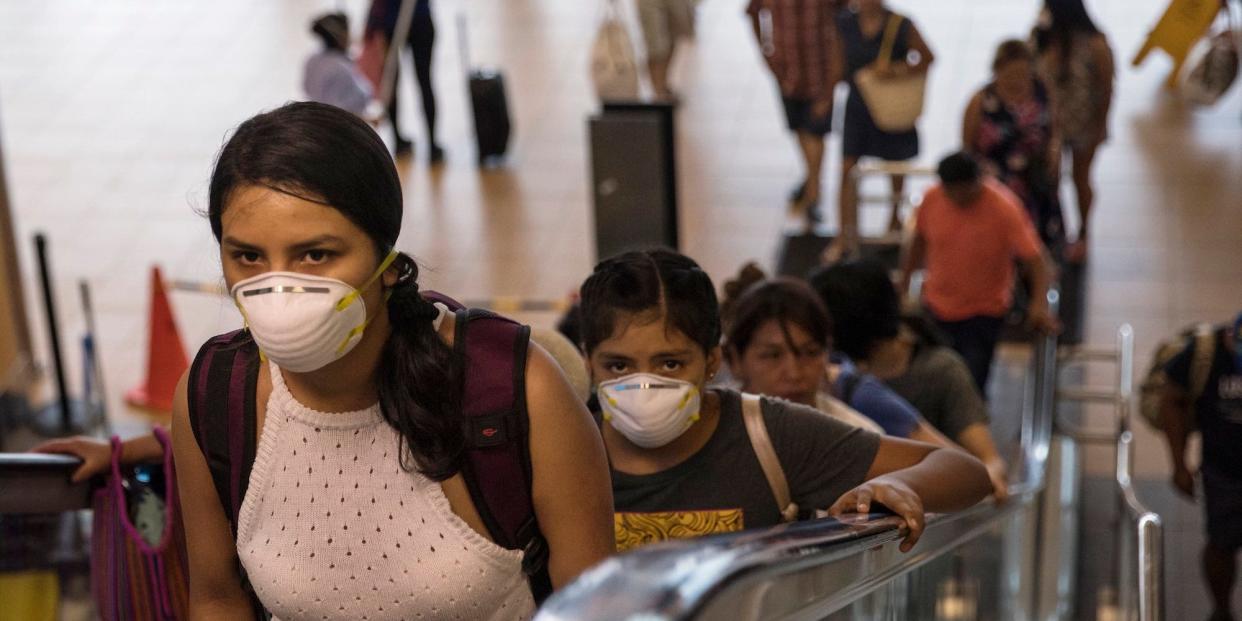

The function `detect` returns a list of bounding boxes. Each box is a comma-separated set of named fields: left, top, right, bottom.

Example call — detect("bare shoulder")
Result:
left=523, top=341, right=579, bottom=421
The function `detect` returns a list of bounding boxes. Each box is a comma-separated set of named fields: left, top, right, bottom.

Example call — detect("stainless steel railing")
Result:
left=1114, top=325, right=1164, bottom=621
left=0, top=453, right=91, bottom=513
left=537, top=292, right=1062, bottom=621
left=1055, top=323, right=1163, bottom=621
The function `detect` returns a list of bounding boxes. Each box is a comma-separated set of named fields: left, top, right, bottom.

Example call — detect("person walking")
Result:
left=367, top=0, right=444, bottom=161
left=1159, top=313, right=1242, bottom=621
left=898, top=152, right=1057, bottom=394
left=826, top=0, right=934, bottom=261
left=1032, top=0, right=1114, bottom=263
left=638, top=0, right=698, bottom=101
left=963, top=39, right=1064, bottom=251
left=747, top=0, right=843, bottom=226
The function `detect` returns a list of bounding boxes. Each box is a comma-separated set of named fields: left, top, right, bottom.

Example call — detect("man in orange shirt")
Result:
left=899, top=152, right=1056, bottom=393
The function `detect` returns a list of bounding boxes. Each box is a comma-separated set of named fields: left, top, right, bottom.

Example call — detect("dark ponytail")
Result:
left=378, top=254, right=464, bottom=480
left=209, top=102, right=465, bottom=480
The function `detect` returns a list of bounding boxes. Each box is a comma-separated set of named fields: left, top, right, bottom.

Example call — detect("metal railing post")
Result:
left=1112, top=324, right=1163, bottom=621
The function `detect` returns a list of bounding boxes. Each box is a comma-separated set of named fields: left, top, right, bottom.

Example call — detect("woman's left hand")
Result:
left=826, top=476, right=926, bottom=552
left=31, top=436, right=111, bottom=483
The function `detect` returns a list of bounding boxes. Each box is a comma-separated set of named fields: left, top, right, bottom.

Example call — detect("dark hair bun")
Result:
left=720, top=262, right=768, bottom=325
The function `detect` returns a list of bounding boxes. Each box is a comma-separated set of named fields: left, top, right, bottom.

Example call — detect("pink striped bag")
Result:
left=91, top=427, right=188, bottom=620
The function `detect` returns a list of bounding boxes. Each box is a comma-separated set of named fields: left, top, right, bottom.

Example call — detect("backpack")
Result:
left=1138, top=323, right=1217, bottom=431
left=187, top=293, right=551, bottom=614
left=839, top=372, right=863, bottom=405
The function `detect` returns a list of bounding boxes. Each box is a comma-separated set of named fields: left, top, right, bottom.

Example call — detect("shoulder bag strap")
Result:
left=876, top=12, right=903, bottom=71
left=741, top=393, right=798, bottom=522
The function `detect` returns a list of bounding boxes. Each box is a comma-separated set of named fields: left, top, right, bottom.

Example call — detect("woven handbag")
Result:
left=853, top=13, right=927, bottom=132
left=91, top=427, right=188, bottom=621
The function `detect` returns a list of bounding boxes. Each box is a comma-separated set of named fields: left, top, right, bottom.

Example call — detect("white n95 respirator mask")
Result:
left=598, top=373, right=702, bottom=448
left=231, top=251, right=398, bottom=373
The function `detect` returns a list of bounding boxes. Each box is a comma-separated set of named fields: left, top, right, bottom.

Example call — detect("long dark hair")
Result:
left=1033, top=0, right=1101, bottom=81
left=720, top=265, right=832, bottom=357
left=578, top=249, right=721, bottom=355
left=208, top=101, right=463, bottom=481
left=807, top=259, right=901, bottom=362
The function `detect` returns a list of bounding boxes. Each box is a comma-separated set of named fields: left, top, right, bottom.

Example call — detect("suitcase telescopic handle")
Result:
left=380, top=0, right=418, bottom=105
left=457, top=12, right=472, bottom=76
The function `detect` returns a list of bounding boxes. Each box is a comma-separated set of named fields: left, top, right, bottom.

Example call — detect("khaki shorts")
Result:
left=637, top=0, right=696, bottom=60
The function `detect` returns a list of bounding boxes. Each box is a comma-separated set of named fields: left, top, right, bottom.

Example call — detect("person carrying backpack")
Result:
left=577, top=249, right=991, bottom=552
left=167, top=102, right=612, bottom=618
left=1159, top=312, right=1242, bottom=621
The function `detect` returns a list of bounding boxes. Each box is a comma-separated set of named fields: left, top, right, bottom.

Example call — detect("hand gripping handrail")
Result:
left=0, top=453, right=91, bottom=513
left=537, top=290, right=1062, bottom=620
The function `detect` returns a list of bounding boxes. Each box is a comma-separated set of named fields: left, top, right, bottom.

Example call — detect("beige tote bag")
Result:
left=853, top=13, right=927, bottom=133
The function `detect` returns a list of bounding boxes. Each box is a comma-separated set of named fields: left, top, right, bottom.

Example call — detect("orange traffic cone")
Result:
left=126, top=266, right=189, bottom=414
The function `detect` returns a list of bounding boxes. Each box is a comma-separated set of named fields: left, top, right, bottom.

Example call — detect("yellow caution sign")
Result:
left=1133, top=0, right=1224, bottom=87
left=0, top=571, right=58, bottom=621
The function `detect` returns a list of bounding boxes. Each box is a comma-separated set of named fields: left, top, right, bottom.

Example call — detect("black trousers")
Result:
left=933, top=314, right=1006, bottom=396
left=387, top=10, right=437, bottom=145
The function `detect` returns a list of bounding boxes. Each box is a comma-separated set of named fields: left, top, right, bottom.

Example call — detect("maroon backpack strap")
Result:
left=451, top=306, right=552, bottom=602
left=186, top=329, right=267, bottom=617
left=421, top=290, right=461, bottom=311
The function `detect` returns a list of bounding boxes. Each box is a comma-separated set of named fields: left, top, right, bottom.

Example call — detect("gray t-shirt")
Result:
left=885, top=344, right=989, bottom=440
left=611, top=389, right=880, bottom=552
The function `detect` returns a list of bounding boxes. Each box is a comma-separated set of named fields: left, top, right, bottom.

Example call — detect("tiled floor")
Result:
left=2, top=0, right=1240, bottom=617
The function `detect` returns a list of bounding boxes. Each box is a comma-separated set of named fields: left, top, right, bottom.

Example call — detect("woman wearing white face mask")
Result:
left=579, top=249, right=991, bottom=553
left=169, top=102, right=614, bottom=619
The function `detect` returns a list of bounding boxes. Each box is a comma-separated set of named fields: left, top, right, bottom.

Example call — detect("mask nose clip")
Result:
left=228, top=250, right=401, bottom=373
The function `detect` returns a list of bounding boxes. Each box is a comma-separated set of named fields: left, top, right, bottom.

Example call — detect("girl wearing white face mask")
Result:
left=579, top=249, right=991, bottom=553
left=169, top=102, right=614, bottom=620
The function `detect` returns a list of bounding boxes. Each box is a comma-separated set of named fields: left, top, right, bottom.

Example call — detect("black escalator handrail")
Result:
left=537, top=291, right=1061, bottom=620
left=0, top=453, right=92, bottom=513
left=538, top=494, right=1037, bottom=621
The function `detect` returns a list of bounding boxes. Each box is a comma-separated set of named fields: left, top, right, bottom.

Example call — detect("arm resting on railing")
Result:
left=955, top=422, right=1009, bottom=501
left=827, top=437, right=991, bottom=551
left=31, top=432, right=164, bottom=483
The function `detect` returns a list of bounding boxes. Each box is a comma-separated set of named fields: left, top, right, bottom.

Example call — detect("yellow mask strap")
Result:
left=336, top=319, right=372, bottom=354
left=236, top=306, right=269, bottom=363
left=334, top=288, right=398, bottom=355
left=335, top=250, right=400, bottom=312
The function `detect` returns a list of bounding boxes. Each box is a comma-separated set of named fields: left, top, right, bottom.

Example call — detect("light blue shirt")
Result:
left=302, top=50, right=373, bottom=117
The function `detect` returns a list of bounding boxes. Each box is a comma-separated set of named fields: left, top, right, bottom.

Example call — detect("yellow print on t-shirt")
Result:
left=614, top=509, right=744, bottom=552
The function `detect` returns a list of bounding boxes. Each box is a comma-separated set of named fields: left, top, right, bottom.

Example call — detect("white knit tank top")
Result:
left=236, top=356, right=536, bottom=620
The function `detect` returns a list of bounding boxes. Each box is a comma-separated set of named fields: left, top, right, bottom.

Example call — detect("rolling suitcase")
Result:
left=459, top=15, right=511, bottom=165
